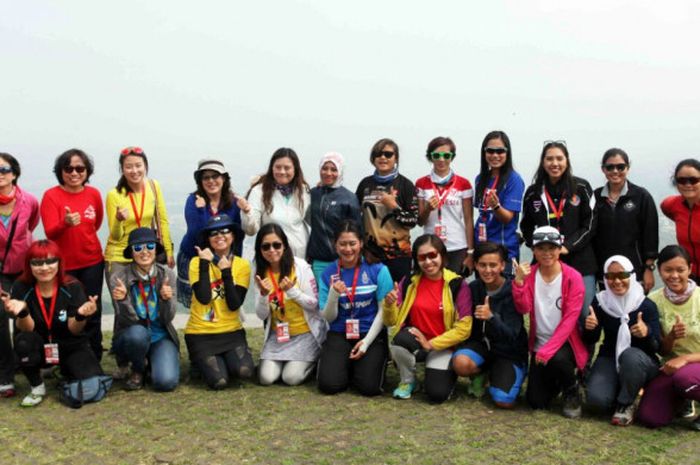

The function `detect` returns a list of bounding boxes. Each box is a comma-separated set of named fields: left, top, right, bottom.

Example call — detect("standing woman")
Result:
left=254, top=223, right=325, bottom=386
left=473, top=131, right=526, bottom=271
left=356, top=138, right=418, bottom=282
left=521, top=140, right=597, bottom=318
left=308, top=152, right=362, bottom=284
left=415, top=136, right=475, bottom=274
left=593, top=148, right=658, bottom=293
left=178, top=159, right=242, bottom=309
left=240, top=148, right=310, bottom=259
left=41, top=149, right=105, bottom=360
left=637, top=245, right=700, bottom=429
left=317, top=220, right=393, bottom=396
left=660, top=159, right=700, bottom=280
left=0, top=153, right=39, bottom=398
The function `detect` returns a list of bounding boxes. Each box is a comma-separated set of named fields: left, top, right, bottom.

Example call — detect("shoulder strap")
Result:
left=148, top=179, right=162, bottom=241
left=448, top=278, right=462, bottom=306
left=0, top=215, right=19, bottom=274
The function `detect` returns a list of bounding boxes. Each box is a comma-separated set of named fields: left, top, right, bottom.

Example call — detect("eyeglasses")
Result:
left=604, top=271, right=631, bottom=280
left=675, top=176, right=700, bottom=186
left=121, top=146, right=144, bottom=156
left=261, top=241, right=283, bottom=251
left=532, top=231, right=562, bottom=243
left=29, top=257, right=60, bottom=267
left=374, top=151, right=395, bottom=159
left=132, top=242, right=156, bottom=252
left=603, top=163, right=628, bottom=172
left=0, top=166, right=13, bottom=175
left=429, top=151, right=455, bottom=161
left=63, top=165, right=87, bottom=174
left=543, top=139, right=567, bottom=147
left=417, top=251, right=439, bottom=262
left=201, top=173, right=222, bottom=182
left=208, top=228, right=232, bottom=237
left=485, top=147, right=508, bottom=155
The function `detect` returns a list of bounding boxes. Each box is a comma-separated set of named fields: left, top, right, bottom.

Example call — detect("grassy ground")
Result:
left=2, top=330, right=699, bottom=465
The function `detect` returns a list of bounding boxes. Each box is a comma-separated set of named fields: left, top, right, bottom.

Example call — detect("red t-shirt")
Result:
left=661, top=195, right=700, bottom=276
left=409, top=276, right=446, bottom=340
left=40, top=185, right=104, bottom=270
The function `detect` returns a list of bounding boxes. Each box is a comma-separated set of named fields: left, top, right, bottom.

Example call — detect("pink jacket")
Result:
left=511, top=262, right=588, bottom=370
left=0, top=186, right=40, bottom=275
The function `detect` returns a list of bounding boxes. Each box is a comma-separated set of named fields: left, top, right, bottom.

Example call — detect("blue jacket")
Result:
left=307, top=185, right=361, bottom=261
left=178, top=193, right=243, bottom=259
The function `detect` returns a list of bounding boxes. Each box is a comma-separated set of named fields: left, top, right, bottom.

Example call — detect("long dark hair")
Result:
left=475, top=131, right=514, bottom=205
left=193, top=171, right=234, bottom=211
left=411, top=234, right=447, bottom=276
left=532, top=141, right=576, bottom=197
left=254, top=223, right=294, bottom=280
left=247, top=148, right=308, bottom=214
left=116, top=149, right=149, bottom=194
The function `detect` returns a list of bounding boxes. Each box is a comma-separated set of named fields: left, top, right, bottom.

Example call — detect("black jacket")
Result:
left=308, top=185, right=362, bottom=262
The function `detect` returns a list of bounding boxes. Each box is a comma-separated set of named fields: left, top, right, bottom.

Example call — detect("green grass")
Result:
left=1, top=330, right=699, bottom=465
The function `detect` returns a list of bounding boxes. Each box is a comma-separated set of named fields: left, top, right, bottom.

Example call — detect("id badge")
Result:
left=44, top=343, right=60, bottom=365
left=276, top=322, right=290, bottom=343
left=434, top=224, right=447, bottom=242
left=345, top=319, right=360, bottom=340
left=478, top=222, right=487, bottom=242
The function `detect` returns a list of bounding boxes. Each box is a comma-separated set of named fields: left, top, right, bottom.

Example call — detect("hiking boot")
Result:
left=112, top=365, right=130, bottom=381
left=681, top=400, right=697, bottom=419
left=125, top=372, right=144, bottom=391
left=0, top=384, right=16, bottom=398
left=611, top=403, right=635, bottom=426
left=393, top=382, right=417, bottom=399
left=562, top=384, right=582, bottom=419
left=467, top=373, right=487, bottom=398
left=20, top=383, right=46, bottom=407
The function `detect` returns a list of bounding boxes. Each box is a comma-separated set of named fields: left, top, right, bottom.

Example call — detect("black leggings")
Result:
left=526, top=343, right=578, bottom=409
left=186, top=331, right=254, bottom=389
left=317, top=330, right=388, bottom=396
left=67, top=261, right=105, bottom=361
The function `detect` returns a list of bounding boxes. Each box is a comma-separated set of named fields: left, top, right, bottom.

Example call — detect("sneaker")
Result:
left=467, top=373, right=487, bottom=399
left=392, top=382, right=417, bottom=399
left=562, top=384, right=582, bottom=419
left=125, top=372, right=144, bottom=391
left=681, top=400, right=697, bottom=419
left=611, top=403, right=636, bottom=426
left=21, top=383, right=46, bottom=407
left=112, top=365, right=130, bottom=381
left=0, top=384, right=16, bottom=398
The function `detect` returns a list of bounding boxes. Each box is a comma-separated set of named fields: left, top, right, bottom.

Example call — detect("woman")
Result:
left=593, top=148, right=658, bottom=293
left=637, top=245, right=700, bottom=429
left=254, top=223, right=325, bottom=386
left=240, top=148, right=310, bottom=259
left=583, top=255, right=661, bottom=426
left=660, top=159, right=700, bottom=280
left=383, top=234, right=472, bottom=403
left=185, top=214, right=253, bottom=389
left=308, top=152, right=362, bottom=283
left=40, top=148, right=105, bottom=360
left=473, top=131, right=525, bottom=272
left=3, top=240, right=102, bottom=407
left=356, top=138, right=418, bottom=282
left=317, top=220, right=393, bottom=396
left=415, top=136, right=475, bottom=274
left=0, top=153, right=39, bottom=398
left=178, top=159, right=242, bottom=309
left=452, top=242, right=529, bottom=408
left=110, top=228, right=179, bottom=391
left=520, top=140, right=597, bottom=320
left=512, top=226, right=588, bottom=418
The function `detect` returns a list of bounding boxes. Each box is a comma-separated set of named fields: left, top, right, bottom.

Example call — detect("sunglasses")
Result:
left=543, top=139, right=567, bottom=147
left=0, top=166, right=13, bottom=175
left=603, top=163, right=628, bottom=172
left=30, top=257, right=60, bottom=267
left=675, top=176, right=700, bottom=186
left=374, top=151, right=395, bottom=159
left=201, top=173, right=222, bottom=182
left=485, top=147, right=508, bottom=155
left=429, top=151, right=455, bottom=161
left=208, top=228, right=232, bottom=237
left=121, top=146, right=144, bottom=156
left=604, top=271, right=631, bottom=280
left=261, top=241, right=283, bottom=252
left=417, top=251, right=440, bottom=262
left=532, top=232, right=562, bottom=243
left=63, top=165, right=87, bottom=174
left=132, top=242, right=156, bottom=252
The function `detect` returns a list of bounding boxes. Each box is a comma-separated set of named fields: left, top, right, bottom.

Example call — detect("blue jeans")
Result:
left=113, top=325, right=180, bottom=391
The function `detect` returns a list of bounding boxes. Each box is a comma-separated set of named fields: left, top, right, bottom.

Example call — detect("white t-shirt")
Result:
left=534, top=270, right=563, bottom=351
left=415, top=174, right=473, bottom=251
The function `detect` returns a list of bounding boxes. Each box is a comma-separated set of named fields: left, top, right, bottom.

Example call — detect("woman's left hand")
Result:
left=160, top=276, right=174, bottom=300
left=77, top=295, right=99, bottom=317
left=642, top=269, right=654, bottom=294
left=279, top=277, right=297, bottom=292
left=630, top=312, right=648, bottom=338
left=408, top=327, right=432, bottom=351
left=661, top=355, right=688, bottom=375
left=349, top=340, right=366, bottom=360
left=379, top=191, right=399, bottom=210
left=167, top=255, right=175, bottom=269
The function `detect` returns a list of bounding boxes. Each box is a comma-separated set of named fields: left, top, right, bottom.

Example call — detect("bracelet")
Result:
left=467, top=249, right=475, bottom=255
left=16, top=309, right=29, bottom=319
left=75, top=313, right=87, bottom=322
left=493, top=204, right=501, bottom=211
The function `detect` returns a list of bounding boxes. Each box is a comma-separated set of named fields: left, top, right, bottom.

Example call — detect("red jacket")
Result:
left=661, top=195, right=700, bottom=277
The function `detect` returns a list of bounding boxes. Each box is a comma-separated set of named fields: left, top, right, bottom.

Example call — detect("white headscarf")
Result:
left=319, top=152, right=344, bottom=188
left=595, top=255, right=646, bottom=371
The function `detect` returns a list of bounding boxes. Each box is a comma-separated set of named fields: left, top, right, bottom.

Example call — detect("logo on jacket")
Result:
left=84, top=205, right=97, bottom=220
left=623, top=200, right=635, bottom=211
left=361, top=271, right=369, bottom=284
left=556, top=297, right=562, bottom=310
left=570, top=195, right=580, bottom=207
left=533, top=200, right=542, bottom=213
left=58, top=309, right=68, bottom=322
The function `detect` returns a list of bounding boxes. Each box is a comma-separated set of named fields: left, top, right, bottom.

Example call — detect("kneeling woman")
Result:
left=111, top=228, right=179, bottom=391
left=583, top=255, right=661, bottom=426
left=3, top=240, right=104, bottom=406
left=384, top=234, right=473, bottom=403
left=254, top=223, right=325, bottom=386
left=317, top=220, right=393, bottom=396
left=185, top=215, right=254, bottom=389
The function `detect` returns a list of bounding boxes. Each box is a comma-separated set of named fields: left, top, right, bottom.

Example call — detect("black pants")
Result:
left=186, top=331, right=254, bottom=389
left=0, top=273, right=19, bottom=385
left=67, top=261, right=105, bottom=361
left=14, top=332, right=103, bottom=387
left=526, top=343, right=578, bottom=409
left=317, top=330, right=388, bottom=396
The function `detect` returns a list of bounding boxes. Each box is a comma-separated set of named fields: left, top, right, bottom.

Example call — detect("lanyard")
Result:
left=35, top=283, right=59, bottom=342
left=128, top=183, right=146, bottom=227
left=431, top=178, right=454, bottom=222
left=480, top=175, right=500, bottom=220
left=337, top=263, right=360, bottom=318
left=268, top=270, right=286, bottom=319
left=137, top=278, right=156, bottom=325
left=544, top=188, right=566, bottom=223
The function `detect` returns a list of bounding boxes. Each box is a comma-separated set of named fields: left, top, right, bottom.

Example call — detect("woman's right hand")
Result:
left=255, top=275, right=273, bottom=296
left=1, top=294, right=27, bottom=316
left=332, top=279, right=347, bottom=295
left=64, top=206, right=81, bottom=226
left=116, top=206, right=129, bottom=222
left=426, top=196, right=439, bottom=211
left=384, top=282, right=399, bottom=306
left=112, top=278, right=127, bottom=301
left=512, top=258, right=531, bottom=285
left=584, top=306, right=598, bottom=330
left=194, top=194, right=207, bottom=208
left=195, top=246, right=214, bottom=262
left=236, top=196, right=251, bottom=214
left=670, top=314, right=686, bottom=340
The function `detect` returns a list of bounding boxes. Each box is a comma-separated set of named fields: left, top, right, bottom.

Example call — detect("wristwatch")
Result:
left=644, top=263, right=656, bottom=271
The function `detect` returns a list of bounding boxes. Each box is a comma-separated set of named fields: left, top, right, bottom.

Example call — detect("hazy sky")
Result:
left=2, top=0, right=699, bottom=243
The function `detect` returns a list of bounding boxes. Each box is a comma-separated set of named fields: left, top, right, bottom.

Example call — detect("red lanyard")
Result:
left=544, top=188, right=566, bottom=223
left=137, top=278, right=156, bottom=324
left=431, top=178, right=454, bottom=221
left=268, top=270, right=286, bottom=313
left=35, top=283, right=59, bottom=342
left=337, top=263, right=360, bottom=316
left=128, top=183, right=146, bottom=227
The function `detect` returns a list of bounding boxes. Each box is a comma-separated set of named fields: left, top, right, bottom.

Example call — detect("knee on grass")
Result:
left=452, top=355, right=480, bottom=377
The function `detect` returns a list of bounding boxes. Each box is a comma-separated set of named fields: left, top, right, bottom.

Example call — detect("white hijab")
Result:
left=319, top=152, right=344, bottom=188
left=595, top=255, right=646, bottom=371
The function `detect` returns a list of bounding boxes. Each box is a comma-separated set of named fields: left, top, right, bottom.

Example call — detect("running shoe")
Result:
left=393, top=382, right=417, bottom=399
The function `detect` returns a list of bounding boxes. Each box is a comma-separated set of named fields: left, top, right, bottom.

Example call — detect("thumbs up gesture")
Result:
left=116, top=206, right=129, bottom=222
left=195, top=245, right=215, bottom=262
left=279, top=276, right=297, bottom=292
left=64, top=206, right=81, bottom=226
left=474, top=295, right=493, bottom=320
left=236, top=196, right=251, bottom=214
left=630, top=311, right=648, bottom=338
left=194, top=194, right=206, bottom=208
left=513, top=258, right=531, bottom=285
left=584, top=306, right=598, bottom=330
left=671, top=314, right=686, bottom=340
left=160, top=275, right=173, bottom=301
left=331, top=275, right=348, bottom=295
left=112, top=277, right=127, bottom=301
left=384, top=282, right=399, bottom=306
left=255, top=275, right=273, bottom=296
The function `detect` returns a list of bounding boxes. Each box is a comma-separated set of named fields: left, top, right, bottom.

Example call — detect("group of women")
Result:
left=0, top=134, right=698, bottom=431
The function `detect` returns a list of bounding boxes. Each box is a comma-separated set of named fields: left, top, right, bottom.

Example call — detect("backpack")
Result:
left=59, top=375, right=113, bottom=409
